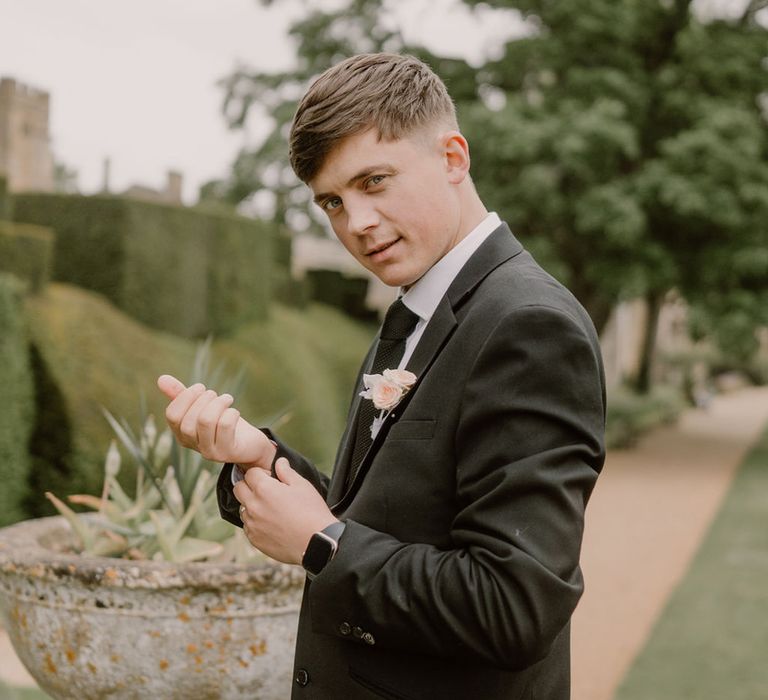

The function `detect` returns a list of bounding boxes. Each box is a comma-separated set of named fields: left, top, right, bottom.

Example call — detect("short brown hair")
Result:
left=289, top=53, right=458, bottom=183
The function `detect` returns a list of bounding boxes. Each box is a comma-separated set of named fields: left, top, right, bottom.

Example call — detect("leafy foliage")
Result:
left=21, top=283, right=374, bottom=517
left=0, top=274, right=34, bottom=526
left=0, top=222, right=54, bottom=294
left=45, top=341, right=262, bottom=563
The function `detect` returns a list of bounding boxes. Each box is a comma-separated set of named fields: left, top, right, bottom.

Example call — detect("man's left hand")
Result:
left=234, top=457, right=338, bottom=565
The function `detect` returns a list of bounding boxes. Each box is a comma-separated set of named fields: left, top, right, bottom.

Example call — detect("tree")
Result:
left=217, top=0, right=768, bottom=388
left=461, top=0, right=768, bottom=372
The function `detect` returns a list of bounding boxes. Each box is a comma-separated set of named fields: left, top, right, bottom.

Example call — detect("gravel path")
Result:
left=3, top=387, right=768, bottom=695
left=572, top=385, right=768, bottom=700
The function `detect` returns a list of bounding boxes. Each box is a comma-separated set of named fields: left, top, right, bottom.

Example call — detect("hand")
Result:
left=235, top=457, right=338, bottom=565
left=157, top=374, right=275, bottom=472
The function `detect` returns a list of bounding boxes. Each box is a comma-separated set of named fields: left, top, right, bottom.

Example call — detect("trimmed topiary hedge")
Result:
left=306, top=268, right=376, bottom=320
left=0, top=175, right=12, bottom=220
left=206, top=213, right=273, bottom=334
left=0, top=273, right=35, bottom=526
left=12, top=194, right=274, bottom=337
left=0, top=221, right=54, bottom=293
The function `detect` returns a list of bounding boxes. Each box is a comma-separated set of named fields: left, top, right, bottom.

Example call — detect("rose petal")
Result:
left=362, top=373, right=383, bottom=390
left=371, top=378, right=403, bottom=410
left=383, top=368, right=417, bottom=389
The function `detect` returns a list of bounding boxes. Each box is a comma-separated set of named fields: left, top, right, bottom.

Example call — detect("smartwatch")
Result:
left=302, top=521, right=346, bottom=580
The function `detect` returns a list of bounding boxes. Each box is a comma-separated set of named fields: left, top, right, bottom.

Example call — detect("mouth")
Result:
left=365, top=237, right=401, bottom=257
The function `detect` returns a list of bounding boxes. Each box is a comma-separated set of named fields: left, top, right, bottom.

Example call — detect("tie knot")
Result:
left=380, top=298, right=420, bottom=341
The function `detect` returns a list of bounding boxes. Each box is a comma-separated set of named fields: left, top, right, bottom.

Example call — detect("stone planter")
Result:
left=0, top=516, right=305, bottom=699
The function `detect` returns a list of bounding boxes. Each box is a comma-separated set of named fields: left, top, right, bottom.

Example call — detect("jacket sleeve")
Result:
left=305, top=304, right=606, bottom=670
left=217, top=428, right=331, bottom=528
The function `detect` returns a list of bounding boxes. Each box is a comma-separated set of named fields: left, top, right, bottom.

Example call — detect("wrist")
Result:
left=302, top=521, right=345, bottom=580
left=237, top=439, right=277, bottom=473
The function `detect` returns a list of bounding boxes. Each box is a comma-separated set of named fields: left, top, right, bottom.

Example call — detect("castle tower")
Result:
left=0, top=77, right=55, bottom=192
left=165, top=169, right=183, bottom=204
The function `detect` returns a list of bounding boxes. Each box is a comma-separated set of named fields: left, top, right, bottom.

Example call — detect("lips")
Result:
left=365, top=238, right=400, bottom=256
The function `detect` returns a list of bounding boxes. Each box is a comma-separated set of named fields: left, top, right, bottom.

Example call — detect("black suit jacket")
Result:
left=218, top=224, right=606, bottom=699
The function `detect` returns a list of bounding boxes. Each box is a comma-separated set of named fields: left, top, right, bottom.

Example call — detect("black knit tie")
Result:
left=347, top=298, right=420, bottom=484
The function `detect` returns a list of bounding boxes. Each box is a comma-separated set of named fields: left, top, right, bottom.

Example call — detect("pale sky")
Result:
left=0, top=0, right=755, bottom=204
left=0, top=0, right=523, bottom=203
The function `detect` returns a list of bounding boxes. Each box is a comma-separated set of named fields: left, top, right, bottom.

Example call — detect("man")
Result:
left=158, top=53, right=605, bottom=699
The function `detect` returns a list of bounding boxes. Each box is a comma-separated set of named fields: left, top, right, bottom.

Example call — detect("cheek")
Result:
left=398, top=184, right=455, bottom=237
left=331, top=222, right=359, bottom=255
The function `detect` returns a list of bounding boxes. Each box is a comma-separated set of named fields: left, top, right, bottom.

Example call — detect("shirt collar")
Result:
left=402, top=212, right=501, bottom=322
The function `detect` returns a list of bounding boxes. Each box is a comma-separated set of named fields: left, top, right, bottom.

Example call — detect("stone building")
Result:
left=122, top=169, right=184, bottom=206
left=0, top=77, right=54, bottom=193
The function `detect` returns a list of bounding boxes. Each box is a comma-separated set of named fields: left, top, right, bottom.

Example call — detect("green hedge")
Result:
left=0, top=175, right=12, bottom=220
left=206, top=213, right=272, bottom=333
left=0, top=273, right=34, bottom=526
left=606, top=384, right=687, bottom=448
left=12, top=194, right=274, bottom=337
left=0, top=221, right=54, bottom=293
left=306, top=269, right=376, bottom=320
left=21, top=283, right=375, bottom=515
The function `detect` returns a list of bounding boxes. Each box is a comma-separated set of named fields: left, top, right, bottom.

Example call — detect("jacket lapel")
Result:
left=326, top=339, right=377, bottom=507
left=330, top=223, right=525, bottom=511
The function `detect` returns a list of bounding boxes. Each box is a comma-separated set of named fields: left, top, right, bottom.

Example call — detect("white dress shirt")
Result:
left=399, top=211, right=501, bottom=368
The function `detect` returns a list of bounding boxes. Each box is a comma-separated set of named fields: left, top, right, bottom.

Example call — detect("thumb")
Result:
left=157, top=374, right=186, bottom=400
left=274, top=457, right=299, bottom=485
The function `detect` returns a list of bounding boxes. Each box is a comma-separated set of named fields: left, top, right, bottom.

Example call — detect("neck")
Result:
left=453, top=183, right=489, bottom=247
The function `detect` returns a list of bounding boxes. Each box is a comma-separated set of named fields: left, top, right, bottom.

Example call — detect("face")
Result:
left=309, top=128, right=469, bottom=288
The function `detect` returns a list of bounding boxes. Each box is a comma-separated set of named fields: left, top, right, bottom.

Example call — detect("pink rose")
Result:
left=382, top=368, right=417, bottom=390
left=359, top=370, right=417, bottom=412
left=370, top=378, right=403, bottom=410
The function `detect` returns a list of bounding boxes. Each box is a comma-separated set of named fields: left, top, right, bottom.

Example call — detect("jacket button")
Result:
left=339, top=622, right=352, bottom=636
left=353, top=626, right=363, bottom=638
left=295, top=669, right=310, bottom=687
left=362, top=632, right=376, bottom=645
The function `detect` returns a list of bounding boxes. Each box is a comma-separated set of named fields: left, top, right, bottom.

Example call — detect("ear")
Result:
left=441, top=130, right=471, bottom=184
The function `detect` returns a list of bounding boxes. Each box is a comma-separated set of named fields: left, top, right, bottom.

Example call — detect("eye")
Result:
left=365, top=174, right=386, bottom=188
left=322, top=196, right=343, bottom=212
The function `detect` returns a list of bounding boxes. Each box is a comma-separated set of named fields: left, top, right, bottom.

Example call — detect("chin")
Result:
left=373, top=269, right=417, bottom=288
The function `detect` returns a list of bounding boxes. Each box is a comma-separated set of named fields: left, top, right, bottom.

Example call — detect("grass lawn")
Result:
left=0, top=679, right=51, bottom=699
left=616, top=422, right=768, bottom=699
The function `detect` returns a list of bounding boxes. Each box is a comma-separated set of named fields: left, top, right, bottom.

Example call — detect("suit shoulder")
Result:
left=469, top=251, right=595, bottom=335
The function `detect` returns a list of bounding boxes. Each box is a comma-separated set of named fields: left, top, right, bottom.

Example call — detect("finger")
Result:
left=157, top=374, right=186, bottom=400
left=233, top=481, right=248, bottom=506
left=244, top=463, right=272, bottom=492
left=179, top=389, right=219, bottom=443
left=164, top=383, right=206, bottom=430
left=196, top=393, right=234, bottom=456
left=273, top=457, right=297, bottom=485
left=215, top=406, right=241, bottom=451
left=233, top=481, right=257, bottom=514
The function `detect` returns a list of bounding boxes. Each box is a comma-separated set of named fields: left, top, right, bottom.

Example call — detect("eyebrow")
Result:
left=312, top=163, right=394, bottom=204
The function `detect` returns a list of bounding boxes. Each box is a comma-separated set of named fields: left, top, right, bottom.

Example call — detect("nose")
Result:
left=345, top=195, right=379, bottom=236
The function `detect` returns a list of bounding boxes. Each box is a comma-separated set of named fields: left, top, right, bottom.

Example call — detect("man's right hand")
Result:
left=157, top=374, right=275, bottom=473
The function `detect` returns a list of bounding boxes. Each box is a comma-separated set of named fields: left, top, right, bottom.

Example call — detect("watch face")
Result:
left=303, top=532, right=337, bottom=577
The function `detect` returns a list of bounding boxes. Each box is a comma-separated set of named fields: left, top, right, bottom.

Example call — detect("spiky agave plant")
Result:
left=45, top=339, right=287, bottom=564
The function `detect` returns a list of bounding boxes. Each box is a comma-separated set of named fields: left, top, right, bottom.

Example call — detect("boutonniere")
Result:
left=359, top=369, right=417, bottom=439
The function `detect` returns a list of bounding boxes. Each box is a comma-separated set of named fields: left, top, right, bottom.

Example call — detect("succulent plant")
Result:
left=45, top=339, right=274, bottom=564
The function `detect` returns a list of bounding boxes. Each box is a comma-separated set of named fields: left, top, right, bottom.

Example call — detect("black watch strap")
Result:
left=321, top=521, right=346, bottom=542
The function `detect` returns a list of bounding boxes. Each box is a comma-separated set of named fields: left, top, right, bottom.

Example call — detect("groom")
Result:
left=159, top=53, right=605, bottom=699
